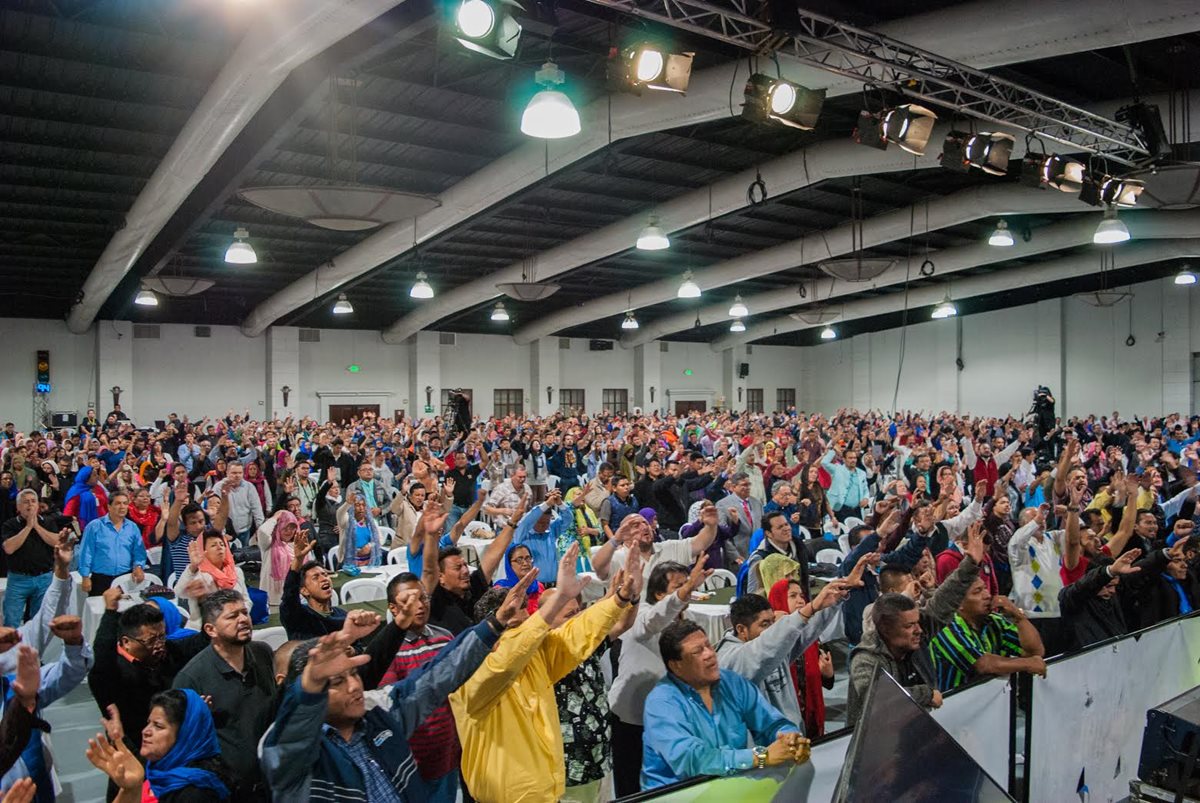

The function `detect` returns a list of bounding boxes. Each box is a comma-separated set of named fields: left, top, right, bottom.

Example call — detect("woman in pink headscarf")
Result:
left=256, top=509, right=300, bottom=607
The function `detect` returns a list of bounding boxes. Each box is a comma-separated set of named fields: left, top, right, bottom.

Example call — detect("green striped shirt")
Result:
left=928, top=612, right=1022, bottom=691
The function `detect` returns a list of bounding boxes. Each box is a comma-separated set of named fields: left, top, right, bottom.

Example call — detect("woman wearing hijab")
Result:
left=255, top=509, right=300, bottom=607
left=564, top=487, right=601, bottom=568
left=173, top=532, right=251, bottom=628
left=86, top=688, right=232, bottom=802
left=127, top=487, right=162, bottom=550
left=63, top=465, right=108, bottom=530
left=494, top=543, right=545, bottom=613
left=336, top=490, right=382, bottom=568
left=768, top=578, right=834, bottom=737
left=243, top=461, right=270, bottom=515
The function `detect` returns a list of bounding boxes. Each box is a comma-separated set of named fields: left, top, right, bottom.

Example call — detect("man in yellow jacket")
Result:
left=450, top=542, right=643, bottom=803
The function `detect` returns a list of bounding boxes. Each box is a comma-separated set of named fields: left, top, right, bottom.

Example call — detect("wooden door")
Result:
left=328, top=404, right=380, bottom=424
left=674, top=400, right=707, bottom=415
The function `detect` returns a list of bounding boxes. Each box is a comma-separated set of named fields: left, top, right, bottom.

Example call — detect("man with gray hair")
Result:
left=716, top=471, right=763, bottom=558
left=1, top=489, right=66, bottom=625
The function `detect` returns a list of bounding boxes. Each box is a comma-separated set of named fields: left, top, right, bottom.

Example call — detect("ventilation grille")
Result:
left=438, top=332, right=457, bottom=346
left=193, top=326, right=211, bottom=338
left=589, top=339, right=614, bottom=351
left=746, top=345, right=753, bottom=354
left=133, top=324, right=160, bottom=339
left=659, top=341, right=669, bottom=352
left=299, top=328, right=321, bottom=343
left=558, top=337, right=570, bottom=350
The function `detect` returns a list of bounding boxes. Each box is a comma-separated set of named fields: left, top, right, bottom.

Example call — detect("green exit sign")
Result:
left=684, top=369, right=694, bottom=376
left=347, top=364, right=361, bottom=373
left=424, top=405, right=434, bottom=413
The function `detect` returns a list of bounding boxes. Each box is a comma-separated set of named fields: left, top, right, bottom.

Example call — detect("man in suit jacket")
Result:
left=716, top=472, right=763, bottom=560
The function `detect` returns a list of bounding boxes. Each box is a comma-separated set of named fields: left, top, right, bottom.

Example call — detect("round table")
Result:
left=684, top=585, right=734, bottom=645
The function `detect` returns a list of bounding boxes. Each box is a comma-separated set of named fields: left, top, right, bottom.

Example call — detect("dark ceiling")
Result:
left=2, top=0, right=1199, bottom=344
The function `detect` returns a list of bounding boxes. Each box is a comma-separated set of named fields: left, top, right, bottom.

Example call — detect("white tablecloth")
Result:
left=685, top=602, right=731, bottom=645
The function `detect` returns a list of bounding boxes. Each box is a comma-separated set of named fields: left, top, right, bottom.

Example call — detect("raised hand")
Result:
left=677, top=552, right=712, bottom=600
left=0, top=628, right=20, bottom=654
left=49, top=615, right=83, bottom=646
left=554, top=543, right=591, bottom=599
left=86, top=735, right=143, bottom=791
left=812, top=578, right=852, bottom=610
left=341, top=609, right=382, bottom=643
left=0, top=778, right=36, bottom=803
left=964, top=521, right=986, bottom=565
left=101, top=704, right=125, bottom=745
left=300, top=632, right=371, bottom=693
left=845, top=552, right=880, bottom=588
left=1169, top=535, right=1192, bottom=561
left=496, top=568, right=538, bottom=625
left=1109, top=548, right=1142, bottom=576
left=11, top=646, right=39, bottom=712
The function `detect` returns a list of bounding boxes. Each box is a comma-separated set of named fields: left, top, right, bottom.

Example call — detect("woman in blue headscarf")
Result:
left=62, top=465, right=107, bottom=530
left=494, top=543, right=545, bottom=613
left=86, top=688, right=230, bottom=802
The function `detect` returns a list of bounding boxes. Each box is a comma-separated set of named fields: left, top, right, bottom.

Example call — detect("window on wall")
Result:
left=602, top=388, right=629, bottom=414
left=559, top=388, right=585, bottom=413
left=493, top=388, right=524, bottom=418
left=746, top=388, right=764, bottom=413
left=777, top=388, right=796, bottom=411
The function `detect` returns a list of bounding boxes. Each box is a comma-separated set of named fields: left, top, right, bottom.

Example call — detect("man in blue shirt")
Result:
left=822, top=445, right=871, bottom=522
left=513, top=490, right=571, bottom=584
left=78, top=491, right=147, bottom=596
left=641, top=619, right=809, bottom=791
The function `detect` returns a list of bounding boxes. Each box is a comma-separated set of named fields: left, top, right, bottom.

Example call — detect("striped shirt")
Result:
left=380, top=625, right=457, bottom=781
left=928, top=613, right=1022, bottom=691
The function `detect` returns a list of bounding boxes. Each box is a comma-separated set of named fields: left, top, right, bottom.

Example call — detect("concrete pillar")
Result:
left=1034, top=298, right=1065, bottom=415
left=530, top=338, right=560, bottom=417
left=265, top=327, right=300, bottom=419
left=721, top=348, right=745, bottom=412
left=1162, top=277, right=1191, bottom=416
left=97, top=320, right=133, bottom=419
left=851, top=334, right=871, bottom=411
left=933, top=318, right=960, bottom=414
left=634, top=343, right=662, bottom=413
left=408, top=330, right=442, bottom=420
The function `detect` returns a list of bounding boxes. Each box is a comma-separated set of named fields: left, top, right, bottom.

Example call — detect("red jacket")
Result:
left=936, top=545, right=998, bottom=596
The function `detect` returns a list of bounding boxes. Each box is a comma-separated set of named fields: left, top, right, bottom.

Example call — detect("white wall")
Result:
left=2, top=275, right=1197, bottom=433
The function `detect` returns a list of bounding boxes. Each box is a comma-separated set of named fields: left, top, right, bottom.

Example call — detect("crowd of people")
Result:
left=0, top=396, right=1194, bottom=801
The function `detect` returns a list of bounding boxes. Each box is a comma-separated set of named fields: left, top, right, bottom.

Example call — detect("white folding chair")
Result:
left=837, top=533, right=851, bottom=555
left=460, top=544, right=480, bottom=569
left=816, top=548, right=845, bottom=566
left=387, top=547, right=409, bottom=567
left=340, top=578, right=388, bottom=604
left=843, top=516, right=866, bottom=531
left=253, top=626, right=288, bottom=651
left=114, top=572, right=163, bottom=594
left=702, top=568, right=736, bottom=590
left=326, top=544, right=343, bottom=571
left=146, top=546, right=163, bottom=567
left=377, top=526, right=396, bottom=546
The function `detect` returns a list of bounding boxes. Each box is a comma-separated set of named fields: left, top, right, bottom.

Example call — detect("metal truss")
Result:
left=583, top=0, right=1151, bottom=166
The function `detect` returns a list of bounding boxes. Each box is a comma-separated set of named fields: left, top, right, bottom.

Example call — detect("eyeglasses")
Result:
left=511, top=554, right=534, bottom=565
left=125, top=633, right=166, bottom=650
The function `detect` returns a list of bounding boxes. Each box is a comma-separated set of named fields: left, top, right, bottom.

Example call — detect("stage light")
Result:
left=224, top=227, right=256, bottom=264
left=1020, top=153, right=1087, bottom=193
left=932, top=293, right=957, bottom=319
left=853, top=104, right=938, bottom=156
left=941, top=131, right=1015, bottom=175
left=820, top=325, right=837, bottom=340
left=521, top=62, right=580, bottom=139
left=988, top=220, right=1015, bottom=247
left=1100, top=176, right=1145, bottom=208
left=613, top=44, right=693, bottom=94
left=1093, top=207, right=1130, bottom=244
left=1175, top=270, right=1197, bottom=286
left=621, top=311, right=639, bottom=329
left=730, top=318, right=746, bottom=332
left=454, top=0, right=522, bottom=60
left=332, top=293, right=353, bottom=314
left=742, top=74, right=825, bottom=130
left=410, top=272, right=434, bottom=299
left=134, top=287, right=158, bottom=307
left=677, top=271, right=701, bottom=299
left=728, top=295, right=749, bottom=318
left=490, top=301, right=510, bottom=321
left=636, top=218, right=670, bottom=250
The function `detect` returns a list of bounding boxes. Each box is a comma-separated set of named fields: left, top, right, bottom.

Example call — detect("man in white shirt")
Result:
left=593, top=503, right=719, bottom=583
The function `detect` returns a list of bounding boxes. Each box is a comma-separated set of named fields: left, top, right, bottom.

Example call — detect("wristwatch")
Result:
left=752, top=746, right=768, bottom=770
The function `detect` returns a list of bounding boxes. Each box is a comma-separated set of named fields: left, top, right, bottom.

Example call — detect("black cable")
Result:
left=891, top=203, right=918, bottom=412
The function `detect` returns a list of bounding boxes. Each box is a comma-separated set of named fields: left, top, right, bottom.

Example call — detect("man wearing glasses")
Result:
left=356, top=572, right=462, bottom=802
left=87, top=585, right=209, bottom=756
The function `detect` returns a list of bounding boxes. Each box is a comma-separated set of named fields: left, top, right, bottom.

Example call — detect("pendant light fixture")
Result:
left=820, top=325, right=837, bottom=340
left=621, top=311, right=639, bottom=329
left=331, top=293, right=354, bottom=314
left=636, top=217, right=670, bottom=250
left=988, top=219, right=1015, bottom=247
left=931, top=292, right=957, bottom=319
left=728, top=295, right=749, bottom=318
left=410, top=272, right=434, bottom=299
left=521, top=62, right=580, bottom=139
left=1175, top=269, right=1197, bottom=286
left=677, top=270, right=701, bottom=299
left=490, top=301, right=510, bottom=321
left=1093, top=206, right=1131, bottom=244
left=134, top=287, right=159, bottom=307
left=224, top=228, right=257, bottom=264
left=730, top=318, right=746, bottom=333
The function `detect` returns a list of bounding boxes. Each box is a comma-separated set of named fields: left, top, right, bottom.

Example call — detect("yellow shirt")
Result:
left=450, top=596, right=625, bottom=803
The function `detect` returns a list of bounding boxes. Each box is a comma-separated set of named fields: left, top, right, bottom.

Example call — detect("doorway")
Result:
left=674, top=400, right=707, bottom=415
left=327, top=404, right=380, bottom=424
